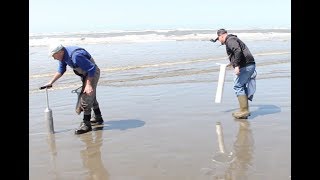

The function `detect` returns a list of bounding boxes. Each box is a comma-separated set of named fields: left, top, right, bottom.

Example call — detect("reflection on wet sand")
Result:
left=210, top=119, right=254, bottom=179
left=79, top=129, right=109, bottom=180
left=47, top=134, right=61, bottom=179
left=213, top=122, right=232, bottom=162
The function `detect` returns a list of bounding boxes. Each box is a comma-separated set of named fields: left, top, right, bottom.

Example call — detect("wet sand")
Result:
left=29, top=74, right=290, bottom=179
left=29, top=32, right=291, bottom=180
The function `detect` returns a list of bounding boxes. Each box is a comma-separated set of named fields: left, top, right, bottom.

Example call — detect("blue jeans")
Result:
left=233, top=64, right=256, bottom=96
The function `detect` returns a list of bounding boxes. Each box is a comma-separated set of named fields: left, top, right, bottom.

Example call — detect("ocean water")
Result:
left=29, top=29, right=290, bottom=94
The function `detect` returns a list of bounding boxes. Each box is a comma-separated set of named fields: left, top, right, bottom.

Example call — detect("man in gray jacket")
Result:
left=211, top=29, right=256, bottom=119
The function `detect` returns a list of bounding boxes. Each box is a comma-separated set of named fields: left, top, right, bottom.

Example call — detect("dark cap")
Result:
left=213, top=28, right=228, bottom=42
left=217, top=28, right=227, bottom=36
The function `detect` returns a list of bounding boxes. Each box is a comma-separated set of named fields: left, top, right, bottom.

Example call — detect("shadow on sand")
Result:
left=224, top=104, right=281, bottom=119
left=53, top=119, right=145, bottom=133
left=93, top=119, right=146, bottom=131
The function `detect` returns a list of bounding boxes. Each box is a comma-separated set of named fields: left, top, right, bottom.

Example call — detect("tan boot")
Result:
left=232, top=95, right=250, bottom=119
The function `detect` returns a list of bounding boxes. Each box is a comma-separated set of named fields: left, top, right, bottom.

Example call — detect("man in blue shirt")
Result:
left=44, top=43, right=104, bottom=134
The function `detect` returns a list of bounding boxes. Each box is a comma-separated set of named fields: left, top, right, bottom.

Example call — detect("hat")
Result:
left=213, top=28, right=227, bottom=42
left=48, top=43, right=64, bottom=57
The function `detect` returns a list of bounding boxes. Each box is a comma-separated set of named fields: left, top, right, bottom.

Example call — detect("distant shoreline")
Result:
left=29, top=28, right=291, bottom=37
left=29, top=28, right=291, bottom=47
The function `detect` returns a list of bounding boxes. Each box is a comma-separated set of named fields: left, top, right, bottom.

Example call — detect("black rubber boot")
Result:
left=75, top=114, right=92, bottom=135
left=90, top=108, right=104, bottom=126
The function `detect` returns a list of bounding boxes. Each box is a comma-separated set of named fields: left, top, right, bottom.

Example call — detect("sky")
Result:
left=29, top=0, right=291, bottom=34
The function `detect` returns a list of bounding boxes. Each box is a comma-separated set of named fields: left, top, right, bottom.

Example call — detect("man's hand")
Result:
left=84, top=84, right=94, bottom=96
left=234, top=66, right=240, bottom=75
left=39, top=83, right=52, bottom=90
left=84, top=77, right=94, bottom=96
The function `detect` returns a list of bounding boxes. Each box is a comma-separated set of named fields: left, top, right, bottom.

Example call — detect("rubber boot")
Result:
left=90, top=108, right=104, bottom=126
left=232, top=95, right=250, bottom=119
left=75, top=114, right=92, bottom=135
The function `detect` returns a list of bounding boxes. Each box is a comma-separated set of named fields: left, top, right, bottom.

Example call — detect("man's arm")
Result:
left=44, top=72, right=63, bottom=86
left=227, top=39, right=242, bottom=67
left=74, top=53, right=96, bottom=96
left=227, top=39, right=242, bottom=75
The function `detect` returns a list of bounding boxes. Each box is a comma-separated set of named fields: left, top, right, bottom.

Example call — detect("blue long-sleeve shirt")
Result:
left=57, top=46, right=96, bottom=77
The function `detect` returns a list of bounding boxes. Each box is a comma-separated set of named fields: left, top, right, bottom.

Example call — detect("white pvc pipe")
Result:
left=44, top=88, right=54, bottom=134
left=215, top=63, right=228, bottom=103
